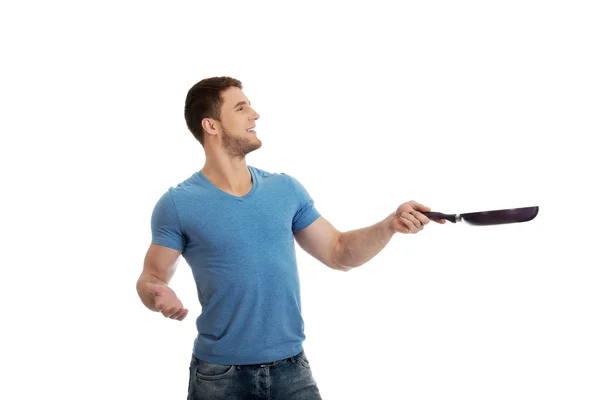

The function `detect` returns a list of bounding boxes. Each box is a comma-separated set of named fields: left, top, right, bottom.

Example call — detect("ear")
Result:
left=201, top=117, right=219, bottom=138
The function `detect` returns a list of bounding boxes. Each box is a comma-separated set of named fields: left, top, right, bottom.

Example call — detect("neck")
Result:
left=201, top=150, right=252, bottom=195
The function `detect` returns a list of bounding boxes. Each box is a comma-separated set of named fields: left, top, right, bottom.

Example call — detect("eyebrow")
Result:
left=233, top=101, right=251, bottom=109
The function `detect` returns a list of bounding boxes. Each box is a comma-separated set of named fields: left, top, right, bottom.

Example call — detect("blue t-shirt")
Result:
left=150, top=166, right=321, bottom=365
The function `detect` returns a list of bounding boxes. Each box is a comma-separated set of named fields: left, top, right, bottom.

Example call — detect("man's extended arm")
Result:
left=294, top=200, right=442, bottom=271
left=333, top=212, right=396, bottom=271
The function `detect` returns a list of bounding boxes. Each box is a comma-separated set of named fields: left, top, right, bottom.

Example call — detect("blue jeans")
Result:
left=187, top=350, right=323, bottom=399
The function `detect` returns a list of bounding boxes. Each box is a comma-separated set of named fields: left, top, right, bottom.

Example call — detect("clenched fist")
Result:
left=392, top=200, right=446, bottom=234
left=146, top=283, right=189, bottom=321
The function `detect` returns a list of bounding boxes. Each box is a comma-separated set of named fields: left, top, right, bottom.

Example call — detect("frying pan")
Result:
left=423, top=206, right=539, bottom=225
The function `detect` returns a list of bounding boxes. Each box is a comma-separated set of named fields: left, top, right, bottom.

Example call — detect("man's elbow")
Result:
left=330, top=255, right=355, bottom=271
left=334, top=264, right=353, bottom=272
left=330, top=235, right=354, bottom=272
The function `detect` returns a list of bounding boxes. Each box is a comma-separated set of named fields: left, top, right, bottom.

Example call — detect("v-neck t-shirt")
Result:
left=150, top=165, right=321, bottom=364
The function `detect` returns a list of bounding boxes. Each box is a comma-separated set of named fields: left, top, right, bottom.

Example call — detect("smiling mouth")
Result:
left=247, top=127, right=256, bottom=134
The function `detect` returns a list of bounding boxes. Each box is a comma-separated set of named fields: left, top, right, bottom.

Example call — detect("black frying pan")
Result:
left=423, top=206, right=539, bottom=225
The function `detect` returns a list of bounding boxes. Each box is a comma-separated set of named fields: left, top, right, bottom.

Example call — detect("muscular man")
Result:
left=136, top=76, right=445, bottom=400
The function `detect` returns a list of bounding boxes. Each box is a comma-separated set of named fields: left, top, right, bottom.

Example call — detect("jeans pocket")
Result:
left=294, top=352, right=311, bottom=369
left=194, top=357, right=236, bottom=381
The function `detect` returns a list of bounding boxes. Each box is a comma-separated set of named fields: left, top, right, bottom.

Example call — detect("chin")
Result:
left=248, top=143, right=262, bottom=154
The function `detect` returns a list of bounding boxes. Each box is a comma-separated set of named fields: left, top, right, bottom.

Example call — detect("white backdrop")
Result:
left=2, top=1, right=599, bottom=399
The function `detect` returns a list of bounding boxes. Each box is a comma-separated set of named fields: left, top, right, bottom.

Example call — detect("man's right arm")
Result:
left=136, top=244, right=182, bottom=311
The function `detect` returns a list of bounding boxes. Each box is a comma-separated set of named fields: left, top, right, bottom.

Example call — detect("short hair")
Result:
left=184, top=76, right=243, bottom=146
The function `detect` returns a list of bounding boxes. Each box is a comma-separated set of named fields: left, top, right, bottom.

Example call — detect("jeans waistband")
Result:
left=244, top=351, right=303, bottom=367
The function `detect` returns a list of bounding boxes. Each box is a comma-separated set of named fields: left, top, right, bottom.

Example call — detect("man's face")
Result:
left=217, top=86, right=261, bottom=158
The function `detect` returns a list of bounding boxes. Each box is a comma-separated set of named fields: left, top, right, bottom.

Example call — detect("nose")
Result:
left=250, top=107, right=260, bottom=121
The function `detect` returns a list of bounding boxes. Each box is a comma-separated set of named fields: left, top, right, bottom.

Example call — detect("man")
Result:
left=136, top=76, right=445, bottom=399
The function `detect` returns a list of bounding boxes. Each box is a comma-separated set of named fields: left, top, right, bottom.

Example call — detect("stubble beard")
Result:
left=221, top=128, right=262, bottom=159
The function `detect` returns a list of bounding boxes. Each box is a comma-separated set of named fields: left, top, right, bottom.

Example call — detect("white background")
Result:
left=2, top=1, right=599, bottom=399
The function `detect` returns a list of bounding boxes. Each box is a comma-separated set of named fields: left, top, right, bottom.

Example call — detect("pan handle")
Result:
left=422, top=212, right=457, bottom=223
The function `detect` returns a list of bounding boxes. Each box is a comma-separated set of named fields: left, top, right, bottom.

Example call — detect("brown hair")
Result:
left=184, top=76, right=243, bottom=146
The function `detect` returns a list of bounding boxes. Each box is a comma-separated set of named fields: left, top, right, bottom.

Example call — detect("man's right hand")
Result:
left=145, top=282, right=189, bottom=321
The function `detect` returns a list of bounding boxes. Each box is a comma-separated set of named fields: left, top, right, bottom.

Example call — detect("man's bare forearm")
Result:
left=136, top=273, right=166, bottom=311
left=334, top=213, right=396, bottom=270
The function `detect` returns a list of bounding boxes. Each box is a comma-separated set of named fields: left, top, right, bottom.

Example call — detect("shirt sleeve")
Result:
left=286, top=174, right=321, bottom=233
left=150, top=189, right=187, bottom=251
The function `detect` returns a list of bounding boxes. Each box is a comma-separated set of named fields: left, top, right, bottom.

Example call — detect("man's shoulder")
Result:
left=157, top=171, right=205, bottom=202
left=249, top=166, right=312, bottom=192
left=250, top=165, right=290, bottom=182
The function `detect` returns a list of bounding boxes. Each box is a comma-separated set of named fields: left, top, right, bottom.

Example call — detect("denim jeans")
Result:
left=187, top=350, right=323, bottom=399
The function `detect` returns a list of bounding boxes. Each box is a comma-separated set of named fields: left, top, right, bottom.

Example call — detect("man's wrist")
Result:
left=384, top=212, right=396, bottom=237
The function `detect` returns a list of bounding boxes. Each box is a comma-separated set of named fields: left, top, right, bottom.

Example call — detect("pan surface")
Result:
left=461, top=206, right=539, bottom=225
left=423, top=206, right=539, bottom=225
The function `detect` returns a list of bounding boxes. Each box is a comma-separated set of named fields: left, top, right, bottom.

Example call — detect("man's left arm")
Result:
left=294, top=200, right=445, bottom=271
